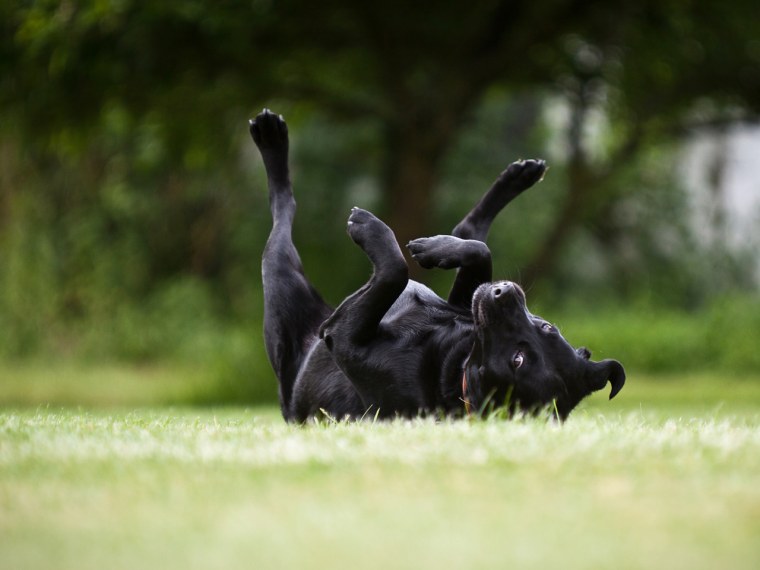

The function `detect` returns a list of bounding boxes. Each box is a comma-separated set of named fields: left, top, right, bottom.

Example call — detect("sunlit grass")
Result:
left=2, top=359, right=760, bottom=413
left=1, top=393, right=759, bottom=570
left=0, top=361, right=270, bottom=407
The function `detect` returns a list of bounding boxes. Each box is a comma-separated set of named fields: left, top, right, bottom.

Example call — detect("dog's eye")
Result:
left=512, top=351, right=525, bottom=369
left=541, top=322, right=555, bottom=332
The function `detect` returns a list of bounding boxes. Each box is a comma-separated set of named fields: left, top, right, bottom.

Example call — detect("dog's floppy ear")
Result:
left=585, top=359, right=626, bottom=400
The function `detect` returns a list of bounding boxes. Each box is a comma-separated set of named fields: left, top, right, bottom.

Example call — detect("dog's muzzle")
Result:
left=472, top=281, right=528, bottom=326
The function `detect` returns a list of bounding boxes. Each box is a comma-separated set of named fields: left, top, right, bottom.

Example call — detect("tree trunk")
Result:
left=521, top=158, right=595, bottom=287
left=385, top=149, right=440, bottom=245
left=522, top=84, right=595, bottom=287
left=381, top=120, right=453, bottom=278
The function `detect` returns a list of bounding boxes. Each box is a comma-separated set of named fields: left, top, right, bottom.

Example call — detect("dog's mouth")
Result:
left=472, top=281, right=529, bottom=327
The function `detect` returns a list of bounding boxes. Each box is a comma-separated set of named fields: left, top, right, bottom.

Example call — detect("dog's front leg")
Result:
left=320, top=208, right=408, bottom=347
left=317, top=208, right=409, bottom=412
left=407, top=236, right=492, bottom=309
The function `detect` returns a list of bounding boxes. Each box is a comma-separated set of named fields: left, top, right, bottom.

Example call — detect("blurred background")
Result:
left=1, top=0, right=759, bottom=407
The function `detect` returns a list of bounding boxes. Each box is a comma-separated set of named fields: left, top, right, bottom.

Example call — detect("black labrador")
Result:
left=250, top=109, right=625, bottom=422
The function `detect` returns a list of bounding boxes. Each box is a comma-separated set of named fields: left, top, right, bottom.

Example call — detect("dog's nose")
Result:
left=491, top=282, right=514, bottom=299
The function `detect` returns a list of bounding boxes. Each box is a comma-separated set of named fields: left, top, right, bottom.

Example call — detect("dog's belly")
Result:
left=291, top=281, right=473, bottom=421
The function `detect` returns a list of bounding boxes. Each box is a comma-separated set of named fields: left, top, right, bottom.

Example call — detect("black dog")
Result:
left=250, top=109, right=625, bottom=422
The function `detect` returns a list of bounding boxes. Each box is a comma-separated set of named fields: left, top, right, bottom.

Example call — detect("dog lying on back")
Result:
left=250, top=109, right=625, bottom=422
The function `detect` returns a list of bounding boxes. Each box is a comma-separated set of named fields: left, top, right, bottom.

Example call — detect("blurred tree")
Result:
left=1, top=0, right=759, bottom=286
left=519, top=1, right=760, bottom=284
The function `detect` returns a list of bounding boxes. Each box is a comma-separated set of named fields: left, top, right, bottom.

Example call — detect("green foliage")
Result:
left=705, top=296, right=760, bottom=372
left=551, top=295, right=760, bottom=374
left=0, top=295, right=758, bottom=408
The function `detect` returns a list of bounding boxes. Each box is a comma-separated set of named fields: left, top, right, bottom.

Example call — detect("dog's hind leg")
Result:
left=452, top=159, right=546, bottom=242
left=443, top=159, right=546, bottom=305
left=250, top=110, right=332, bottom=418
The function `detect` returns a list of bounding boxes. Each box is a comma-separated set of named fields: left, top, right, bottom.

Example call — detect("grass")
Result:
left=1, top=372, right=760, bottom=570
left=0, top=360, right=276, bottom=407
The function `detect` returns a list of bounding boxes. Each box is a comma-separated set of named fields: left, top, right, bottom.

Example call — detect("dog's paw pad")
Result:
left=499, top=159, right=547, bottom=186
left=347, top=208, right=394, bottom=247
left=407, top=236, right=460, bottom=269
left=407, top=238, right=437, bottom=268
left=347, top=207, right=377, bottom=226
left=249, top=108, right=289, bottom=150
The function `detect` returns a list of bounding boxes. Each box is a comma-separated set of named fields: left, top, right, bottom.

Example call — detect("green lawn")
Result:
left=1, top=372, right=759, bottom=570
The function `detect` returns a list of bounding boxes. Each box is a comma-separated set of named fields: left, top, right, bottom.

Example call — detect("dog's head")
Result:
left=465, top=281, right=625, bottom=419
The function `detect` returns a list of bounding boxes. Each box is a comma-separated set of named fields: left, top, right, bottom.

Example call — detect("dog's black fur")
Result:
left=250, top=109, right=625, bottom=422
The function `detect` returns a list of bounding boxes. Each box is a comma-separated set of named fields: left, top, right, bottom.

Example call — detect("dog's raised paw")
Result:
left=249, top=108, right=289, bottom=152
left=347, top=207, right=395, bottom=249
left=348, top=206, right=385, bottom=232
left=407, top=236, right=464, bottom=269
left=499, top=158, right=547, bottom=187
left=407, top=237, right=440, bottom=269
